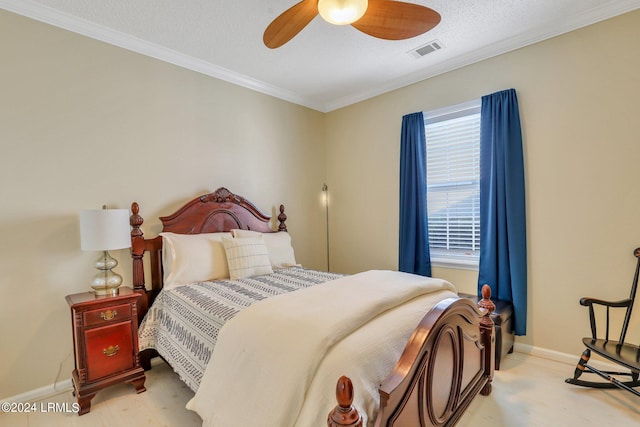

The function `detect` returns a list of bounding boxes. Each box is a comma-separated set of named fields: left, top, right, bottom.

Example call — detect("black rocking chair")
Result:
left=566, top=247, right=640, bottom=396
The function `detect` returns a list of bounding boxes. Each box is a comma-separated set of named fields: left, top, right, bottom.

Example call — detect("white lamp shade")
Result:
left=318, top=0, right=368, bottom=25
left=80, top=209, right=131, bottom=251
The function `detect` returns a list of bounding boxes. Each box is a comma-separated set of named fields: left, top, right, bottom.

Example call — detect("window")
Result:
left=424, top=100, right=481, bottom=269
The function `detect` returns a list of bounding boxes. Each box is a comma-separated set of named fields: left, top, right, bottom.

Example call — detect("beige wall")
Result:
left=0, top=10, right=327, bottom=398
left=326, top=10, right=640, bottom=356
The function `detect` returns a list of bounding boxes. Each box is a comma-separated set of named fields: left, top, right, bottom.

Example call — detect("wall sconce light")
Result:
left=321, top=183, right=329, bottom=206
left=318, top=0, right=368, bottom=25
left=80, top=206, right=131, bottom=296
left=322, top=183, right=330, bottom=271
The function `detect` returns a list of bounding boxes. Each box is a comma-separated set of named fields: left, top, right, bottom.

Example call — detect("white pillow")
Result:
left=231, top=229, right=298, bottom=269
left=222, top=236, right=274, bottom=280
left=160, top=232, right=231, bottom=289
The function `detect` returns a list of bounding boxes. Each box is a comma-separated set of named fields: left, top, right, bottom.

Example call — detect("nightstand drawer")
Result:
left=83, top=303, right=132, bottom=327
left=85, top=321, right=134, bottom=382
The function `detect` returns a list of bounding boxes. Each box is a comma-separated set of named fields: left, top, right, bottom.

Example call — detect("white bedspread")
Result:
left=187, top=270, right=456, bottom=427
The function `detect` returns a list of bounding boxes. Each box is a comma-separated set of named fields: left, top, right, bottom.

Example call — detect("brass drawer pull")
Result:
left=100, top=310, right=117, bottom=321
left=103, top=345, right=120, bottom=357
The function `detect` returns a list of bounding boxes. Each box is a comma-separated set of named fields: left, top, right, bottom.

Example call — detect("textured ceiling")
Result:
left=2, top=0, right=640, bottom=112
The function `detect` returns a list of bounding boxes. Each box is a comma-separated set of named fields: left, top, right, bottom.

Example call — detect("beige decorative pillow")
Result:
left=160, top=232, right=231, bottom=289
left=231, top=229, right=298, bottom=268
left=222, top=236, right=274, bottom=280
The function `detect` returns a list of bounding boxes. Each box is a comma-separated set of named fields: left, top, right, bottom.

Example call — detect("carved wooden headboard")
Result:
left=129, top=187, right=287, bottom=320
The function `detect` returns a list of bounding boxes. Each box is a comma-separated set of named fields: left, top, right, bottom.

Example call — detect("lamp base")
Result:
left=92, top=285, right=121, bottom=296
left=91, top=251, right=123, bottom=296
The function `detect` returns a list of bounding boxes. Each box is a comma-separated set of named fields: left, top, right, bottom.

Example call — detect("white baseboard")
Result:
left=3, top=379, right=73, bottom=403
left=2, top=357, right=164, bottom=403
left=513, top=342, right=619, bottom=372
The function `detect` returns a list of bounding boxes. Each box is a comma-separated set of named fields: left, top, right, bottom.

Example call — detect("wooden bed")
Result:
left=129, top=187, right=495, bottom=427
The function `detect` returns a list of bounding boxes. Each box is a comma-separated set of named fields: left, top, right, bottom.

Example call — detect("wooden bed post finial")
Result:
left=478, top=284, right=496, bottom=314
left=328, top=376, right=362, bottom=427
left=278, top=204, right=287, bottom=232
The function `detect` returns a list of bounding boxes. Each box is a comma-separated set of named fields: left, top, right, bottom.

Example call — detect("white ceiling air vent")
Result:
left=409, top=40, right=443, bottom=58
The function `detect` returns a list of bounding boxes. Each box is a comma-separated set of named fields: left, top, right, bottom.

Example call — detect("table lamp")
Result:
left=80, top=206, right=131, bottom=296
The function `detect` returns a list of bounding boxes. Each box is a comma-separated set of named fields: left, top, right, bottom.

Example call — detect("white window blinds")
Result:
left=424, top=100, right=481, bottom=268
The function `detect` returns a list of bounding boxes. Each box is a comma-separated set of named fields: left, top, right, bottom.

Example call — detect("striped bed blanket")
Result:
left=137, top=267, right=344, bottom=391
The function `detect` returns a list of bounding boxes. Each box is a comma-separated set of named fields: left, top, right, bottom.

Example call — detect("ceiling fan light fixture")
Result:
left=318, top=0, right=368, bottom=25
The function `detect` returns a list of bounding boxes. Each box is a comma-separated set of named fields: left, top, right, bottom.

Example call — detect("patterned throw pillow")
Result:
left=222, top=236, right=274, bottom=280
left=231, top=229, right=298, bottom=268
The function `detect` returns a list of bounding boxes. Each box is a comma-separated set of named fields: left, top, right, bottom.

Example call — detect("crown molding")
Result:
left=2, top=0, right=639, bottom=113
left=323, top=0, right=640, bottom=112
left=0, top=0, right=325, bottom=111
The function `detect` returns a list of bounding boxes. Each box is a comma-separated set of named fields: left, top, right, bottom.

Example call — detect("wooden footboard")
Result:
left=329, top=285, right=495, bottom=427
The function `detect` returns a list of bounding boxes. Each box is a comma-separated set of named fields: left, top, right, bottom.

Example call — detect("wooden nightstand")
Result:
left=66, top=287, right=146, bottom=415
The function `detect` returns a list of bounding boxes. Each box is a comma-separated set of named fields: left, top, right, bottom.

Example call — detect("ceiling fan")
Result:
left=263, top=0, right=441, bottom=49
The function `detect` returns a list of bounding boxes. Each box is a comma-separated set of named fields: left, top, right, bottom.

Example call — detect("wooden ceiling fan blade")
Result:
left=263, top=0, right=319, bottom=49
left=352, top=0, right=441, bottom=40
